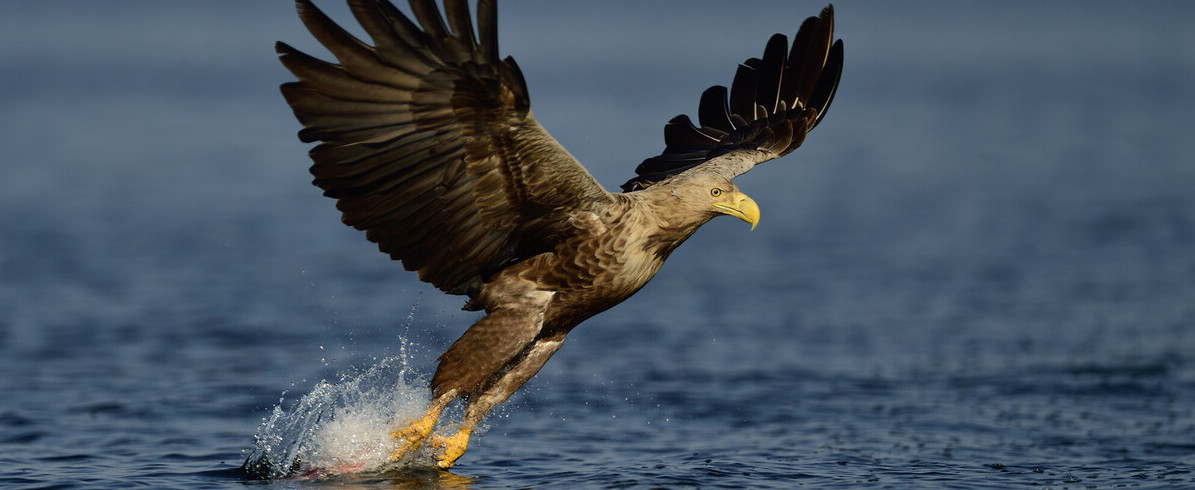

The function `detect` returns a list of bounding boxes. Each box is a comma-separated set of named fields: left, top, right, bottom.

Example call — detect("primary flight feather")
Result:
left=277, top=0, right=843, bottom=468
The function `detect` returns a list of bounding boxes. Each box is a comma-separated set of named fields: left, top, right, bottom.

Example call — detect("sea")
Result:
left=2, top=1, right=1193, bottom=488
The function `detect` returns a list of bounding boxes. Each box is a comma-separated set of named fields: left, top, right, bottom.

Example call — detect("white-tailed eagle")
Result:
left=277, top=0, right=842, bottom=468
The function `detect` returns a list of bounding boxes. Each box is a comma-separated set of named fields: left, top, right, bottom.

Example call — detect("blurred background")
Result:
left=1, top=1, right=1192, bottom=487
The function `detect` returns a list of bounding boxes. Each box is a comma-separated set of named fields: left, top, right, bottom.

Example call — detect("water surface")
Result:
left=2, top=1, right=1193, bottom=488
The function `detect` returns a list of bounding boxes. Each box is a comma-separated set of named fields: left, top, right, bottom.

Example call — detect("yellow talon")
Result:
left=389, top=417, right=435, bottom=461
left=431, top=427, right=472, bottom=469
left=390, top=401, right=448, bottom=461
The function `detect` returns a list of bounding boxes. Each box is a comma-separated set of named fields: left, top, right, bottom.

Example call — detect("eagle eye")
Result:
left=710, top=188, right=722, bottom=198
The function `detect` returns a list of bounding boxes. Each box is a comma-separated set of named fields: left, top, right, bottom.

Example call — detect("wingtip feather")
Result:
left=626, top=4, right=843, bottom=190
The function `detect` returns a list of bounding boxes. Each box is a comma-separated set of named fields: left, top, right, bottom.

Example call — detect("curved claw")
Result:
left=390, top=393, right=456, bottom=462
left=390, top=415, right=437, bottom=461
left=430, top=428, right=472, bottom=469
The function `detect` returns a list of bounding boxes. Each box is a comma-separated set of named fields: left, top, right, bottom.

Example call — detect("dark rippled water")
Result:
left=3, top=1, right=1194, bottom=488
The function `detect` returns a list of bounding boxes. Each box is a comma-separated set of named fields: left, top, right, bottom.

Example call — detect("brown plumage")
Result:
left=277, top=0, right=843, bottom=468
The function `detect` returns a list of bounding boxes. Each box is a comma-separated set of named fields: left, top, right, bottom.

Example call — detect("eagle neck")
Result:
left=629, top=188, right=713, bottom=261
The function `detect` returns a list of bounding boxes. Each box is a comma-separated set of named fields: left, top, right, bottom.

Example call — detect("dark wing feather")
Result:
left=279, top=0, right=610, bottom=294
left=622, top=5, right=843, bottom=192
left=697, top=85, right=735, bottom=133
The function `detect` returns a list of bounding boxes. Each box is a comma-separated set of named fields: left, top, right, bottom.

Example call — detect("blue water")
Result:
left=3, top=1, right=1194, bottom=488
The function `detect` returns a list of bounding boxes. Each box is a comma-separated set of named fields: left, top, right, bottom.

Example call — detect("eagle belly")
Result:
left=434, top=207, right=674, bottom=397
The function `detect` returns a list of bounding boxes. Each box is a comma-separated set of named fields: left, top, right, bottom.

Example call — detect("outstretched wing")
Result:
left=621, top=5, right=843, bottom=192
left=278, top=0, right=612, bottom=295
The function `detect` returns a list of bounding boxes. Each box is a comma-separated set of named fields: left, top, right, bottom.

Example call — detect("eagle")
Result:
left=277, top=0, right=843, bottom=469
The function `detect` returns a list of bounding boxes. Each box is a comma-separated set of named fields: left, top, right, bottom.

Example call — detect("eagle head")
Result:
left=663, top=173, right=761, bottom=231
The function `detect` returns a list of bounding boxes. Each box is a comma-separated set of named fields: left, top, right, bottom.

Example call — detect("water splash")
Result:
left=242, top=292, right=443, bottom=479
left=397, top=290, right=421, bottom=382
left=241, top=356, right=434, bottom=479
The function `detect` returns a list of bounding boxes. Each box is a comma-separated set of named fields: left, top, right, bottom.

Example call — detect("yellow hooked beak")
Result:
left=713, top=192, right=761, bottom=230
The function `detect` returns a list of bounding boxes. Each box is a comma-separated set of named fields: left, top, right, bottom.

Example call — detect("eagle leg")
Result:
left=431, top=333, right=567, bottom=468
left=389, top=390, right=456, bottom=462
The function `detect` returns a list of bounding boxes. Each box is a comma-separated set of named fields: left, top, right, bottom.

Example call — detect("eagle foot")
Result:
left=389, top=415, right=437, bottom=462
left=430, top=428, right=472, bottom=469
